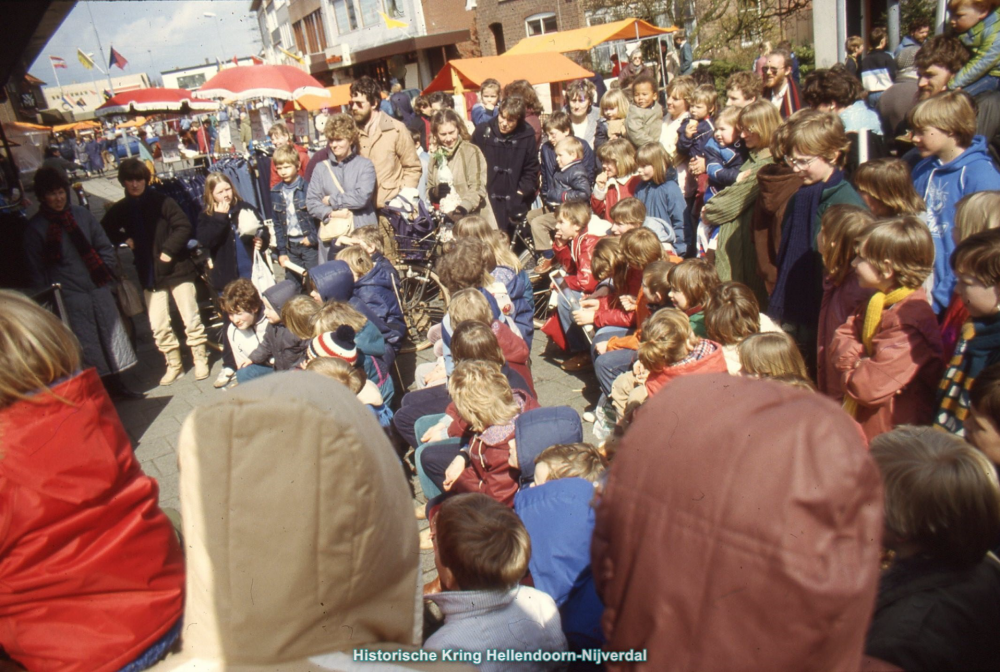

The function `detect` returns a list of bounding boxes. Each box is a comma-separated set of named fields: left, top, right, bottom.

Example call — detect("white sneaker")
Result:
left=213, top=367, right=235, bottom=389
left=582, top=411, right=596, bottom=423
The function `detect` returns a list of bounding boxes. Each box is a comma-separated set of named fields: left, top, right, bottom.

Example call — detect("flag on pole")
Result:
left=379, top=12, right=408, bottom=29
left=251, top=55, right=263, bottom=65
left=278, top=46, right=305, bottom=65
left=49, top=55, right=67, bottom=69
left=232, top=55, right=239, bottom=66
left=77, top=48, right=96, bottom=70
left=109, top=46, right=128, bottom=70
left=76, top=98, right=87, bottom=108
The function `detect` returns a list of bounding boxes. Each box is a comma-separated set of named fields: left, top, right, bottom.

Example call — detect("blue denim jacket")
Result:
left=271, top=176, right=318, bottom=255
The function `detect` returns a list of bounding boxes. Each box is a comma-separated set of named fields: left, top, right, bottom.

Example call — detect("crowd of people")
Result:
left=5, top=7, right=1000, bottom=668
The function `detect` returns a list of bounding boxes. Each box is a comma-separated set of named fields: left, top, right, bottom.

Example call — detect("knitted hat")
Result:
left=309, top=325, right=357, bottom=364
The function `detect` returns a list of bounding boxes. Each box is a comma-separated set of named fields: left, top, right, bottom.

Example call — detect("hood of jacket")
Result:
left=754, top=163, right=803, bottom=214
left=513, top=406, right=583, bottom=484
left=514, top=477, right=597, bottom=606
left=487, top=114, right=535, bottom=143
left=592, top=373, right=883, bottom=671
left=310, top=260, right=354, bottom=302
left=355, top=259, right=396, bottom=292
left=161, top=371, right=423, bottom=669
left=913, top=134, right=994, bottom=179
left=262, top=279, right=299, bottom=314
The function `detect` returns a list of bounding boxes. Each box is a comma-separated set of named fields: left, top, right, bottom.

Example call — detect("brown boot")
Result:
left=159, top=349, right=184, bottom=386
left=191, top=344, right=210, bottom=381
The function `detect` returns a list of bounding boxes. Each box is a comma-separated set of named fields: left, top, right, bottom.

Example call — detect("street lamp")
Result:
left=203, top=12, right=225, bottom=64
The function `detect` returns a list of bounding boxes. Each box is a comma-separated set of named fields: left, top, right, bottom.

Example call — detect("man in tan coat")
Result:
left=350, top=76, right=422, bottom=209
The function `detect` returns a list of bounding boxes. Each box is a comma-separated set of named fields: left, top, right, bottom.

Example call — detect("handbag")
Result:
left=318, top=162, right=355, bottom=242
left=113, top=249, right=145, bottom=317
left=251, top=249, right=276, bottom=293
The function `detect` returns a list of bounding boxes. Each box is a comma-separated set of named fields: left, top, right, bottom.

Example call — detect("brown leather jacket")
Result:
left=592, top=373, right=884, bottom=671
left=358, top=110, right=422, bottom=208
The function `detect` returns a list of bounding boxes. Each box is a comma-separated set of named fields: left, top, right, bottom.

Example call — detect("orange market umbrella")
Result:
left=116, top=116, right=148, bottom=129
left=53, top=121, right=101, bottom=133
left=421, top=53, right=592, bottom=94
left=282, top=84, right=352, bottom=113
left=505, top=18, right=678, bottom=55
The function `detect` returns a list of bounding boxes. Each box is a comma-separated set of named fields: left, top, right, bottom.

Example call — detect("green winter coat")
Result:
left=427, top=139, right=497, bottom=228
left=701, top=149, right=773, bottom=308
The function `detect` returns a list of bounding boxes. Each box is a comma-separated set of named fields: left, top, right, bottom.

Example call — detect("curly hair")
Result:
left=349, top=75, right=381, bottom=106
left=704, top=282, right=762, bottom=346
left=726, top=70, right=763, bottom=102
left=324, top=113, right=360, bottom=145
left=221, top=278, right=262, bottom=315
left=638, top=308, right=697, bottom=372
left=436, top=238, right=493, bottom=292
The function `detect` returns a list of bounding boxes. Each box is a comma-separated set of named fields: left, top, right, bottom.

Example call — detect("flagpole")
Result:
left=85, top=2, right=115, bottom=96
left=49, top=58, right=63, bottom=94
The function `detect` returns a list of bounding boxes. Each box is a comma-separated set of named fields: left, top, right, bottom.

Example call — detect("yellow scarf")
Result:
left=843, top=287, right=916, bottom=417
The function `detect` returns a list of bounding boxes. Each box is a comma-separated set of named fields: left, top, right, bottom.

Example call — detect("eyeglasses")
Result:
left=350, top=100, right=367, bottom=108
left=785, top=155, right=818, bottom=170
left=762, top=66, right=782, bottom=74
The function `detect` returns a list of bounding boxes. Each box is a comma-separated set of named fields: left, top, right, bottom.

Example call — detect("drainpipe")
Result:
left=836, top=0, right=847, bottom=63
left=888, top=0, right=901, bottom=51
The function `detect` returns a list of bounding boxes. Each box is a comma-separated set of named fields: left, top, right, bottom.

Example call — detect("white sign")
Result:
left=160, top=134, right=181, bottom=163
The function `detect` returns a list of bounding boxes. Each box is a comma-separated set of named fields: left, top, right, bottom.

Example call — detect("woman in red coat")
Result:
left=0, top=291, right=184, bottom=672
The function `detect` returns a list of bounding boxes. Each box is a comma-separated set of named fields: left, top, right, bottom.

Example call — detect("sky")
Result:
left=29, top=1, right=262, bottom=88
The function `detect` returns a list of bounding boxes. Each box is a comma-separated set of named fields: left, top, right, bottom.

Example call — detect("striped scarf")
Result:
left=41, top=203, right=115, bottom=288
left=843, top=286, right=915, bottom=417
left=934, top=314, right=1000, bottom=435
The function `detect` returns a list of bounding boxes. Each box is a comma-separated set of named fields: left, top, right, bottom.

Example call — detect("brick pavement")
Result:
left=83, top=175, right=599, bottom=581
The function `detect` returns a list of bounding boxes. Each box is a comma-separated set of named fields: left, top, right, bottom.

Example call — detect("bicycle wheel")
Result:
left=395, top=262, right=449, bottom=353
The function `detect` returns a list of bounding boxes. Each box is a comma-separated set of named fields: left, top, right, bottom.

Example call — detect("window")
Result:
left=359, top=0, right=383, bottom=28
left=303, top=10, right=327, bottom=53
left=331, top=0, right=359, bottom=34
left=293, top=21, right=307, bottom=54
left=177, top=73, right=207, bottom=90
left=525, top=12, right=557, bottom=37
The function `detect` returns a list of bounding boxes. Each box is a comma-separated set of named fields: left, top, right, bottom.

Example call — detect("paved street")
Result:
left=82, top=174, right=599, bottom=580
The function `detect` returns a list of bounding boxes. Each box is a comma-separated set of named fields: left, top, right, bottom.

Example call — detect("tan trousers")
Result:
left=145, top=281, right=206, bottom=353
left=529, top=210, right=558, bottom=252
left=610, top=370, right=649, bottom=420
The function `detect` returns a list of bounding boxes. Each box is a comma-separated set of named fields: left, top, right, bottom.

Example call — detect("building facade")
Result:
left=473, top=0, right=585, bottom=57
left=251, top=0, right=475, bottom=90
left=40, top=73, right=150, bottom=117
left=161, top=57, right=261, bottom=92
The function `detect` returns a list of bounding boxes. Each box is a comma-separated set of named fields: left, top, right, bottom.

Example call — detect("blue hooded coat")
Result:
left=634, top=169, right=687, bottom=256
left=912, top=135, right=1000, bottom=312
left=354, top=262, right=406, bottom=345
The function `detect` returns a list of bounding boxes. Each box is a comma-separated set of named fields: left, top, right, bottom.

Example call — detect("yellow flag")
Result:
left=379, top=12, right=408, bottom=29
left=77, top=48, right=95, bottom=70
left=279, top=46, right=305, bottom=65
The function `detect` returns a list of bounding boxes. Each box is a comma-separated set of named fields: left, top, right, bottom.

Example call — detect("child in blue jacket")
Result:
left=336, top=245, right=406, bottom=343
left=271, top=145, right=319, bottom=283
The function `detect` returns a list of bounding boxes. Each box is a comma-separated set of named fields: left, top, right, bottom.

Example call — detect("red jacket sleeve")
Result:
left=565, top=233, right=599, bottom=293
left=494, top=322, right=530, bottom=366
left=595, top=268, right=643, bottom=328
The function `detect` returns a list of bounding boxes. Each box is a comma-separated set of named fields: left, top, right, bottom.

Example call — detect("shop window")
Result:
left=525, top=12, right=557, bottom=37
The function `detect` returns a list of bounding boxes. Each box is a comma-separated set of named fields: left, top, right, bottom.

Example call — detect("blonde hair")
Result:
left=203, top=172, right=242, bottom=214
left=554, top=136, right=584, bottom=160
left=324, top=113, right=360, bottom=145
left=785, top=109, right=851, bottom=167
left=448, top=288, right=492, bottom=326
left=738, top=331, right=808, bottom=379
left=666, top=75, right=696, bottom=107
left=591, top=237, right=621, bottom=283
left=0, top=291, right=81, bottom=410
left=306, top=356, right=366, bottom=394
left=691, top=84, right=718, bottom=113
left=715, top=105, right=741, bottom=128
left=351, top=225, right=384, bottom=254
left=955, top=191, right=1000, bottom=241
left=454, top=215, right=521, bottom=270
left=435, top=493, right=530, bottom=590
left=448, top=360, right=519, bottom=431
left=609, top=196, right=646, bottom=226
left=853, top=159, right=925, bottom=215
left=595, top=137, right=637, bottom=176
left=909, top=91, right=978, bottom=148
left=600, top=88, right=629, bottom=121
left=555, top=200, right=591, bottom=230
left=638, top=308, right=698, bottom=372
left=737, top=100, right=783, bottom=151
left=314, top=300, right=368, bottom=335
left=819, top=204, right=875, bottom=286
left=535, top=443, right=607, bottom=483
left=859, top=216, right=935, bottom=289
left=335, top=245, right=374, bottom=278
left=273, top=144, right=301, bottom=167
left=636, top=142, right=671, bottom=185
left=282, top=295, right=322, bottom=339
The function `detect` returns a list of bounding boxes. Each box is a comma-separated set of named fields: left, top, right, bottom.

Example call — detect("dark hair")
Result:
left=909, top=17, right=931, bottom=33
left=803, top=67, right=861, bottom=108
left=117, top=157, right=151, bottom=186
left=349, top=76, right=381, bottom=106
left=428, top=91, right=455, bottom=109
left=951, top=227, right=1000, bottom=286
left=451, top=320, right=505, bottom=366
left=631, top=73, right=657, bottom=92
left=33, top=166, right=70, bottom=198
left=971, top=362, right=1000, bottom=426
left=502, top=79, right=541, bottom=113
left=870, top=26, right=888, bottom=48
left=915, top=35, right=970, bottom=75
left=498, top=96, right=526, bottom=122
left=543, top=110, right=572, bottom=135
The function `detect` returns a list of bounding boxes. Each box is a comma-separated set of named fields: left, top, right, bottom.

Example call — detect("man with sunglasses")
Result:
left=762, top=49, right=801, bottom=119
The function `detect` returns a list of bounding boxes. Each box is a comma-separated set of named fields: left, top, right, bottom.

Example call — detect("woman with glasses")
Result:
left=700, top=101, right=783, bottom=307
left=617, top=48, right=655, bottom=89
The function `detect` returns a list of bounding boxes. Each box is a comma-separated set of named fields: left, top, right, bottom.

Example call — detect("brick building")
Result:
left=474, top=0, right=586, bottom=56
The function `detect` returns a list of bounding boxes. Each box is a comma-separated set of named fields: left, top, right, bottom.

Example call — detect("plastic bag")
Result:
left=251, top=250, right=275, bottom=294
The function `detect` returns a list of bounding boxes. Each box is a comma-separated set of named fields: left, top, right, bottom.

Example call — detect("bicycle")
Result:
left=507, top=213, right=553, bottom=328
left=380, top=201, right=452, bottom=353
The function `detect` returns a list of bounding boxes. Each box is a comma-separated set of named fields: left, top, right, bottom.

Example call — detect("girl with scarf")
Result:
left=831, top=217, right=944, bottom=441
left=766, top=110, right=866, bottom=370
left=935, top=229, right=1000, bottom=435
left=427, top=109, right=496, bottom=228
left=23, top=167, right=139, bottom=399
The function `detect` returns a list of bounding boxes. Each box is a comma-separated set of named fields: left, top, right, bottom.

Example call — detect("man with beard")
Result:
left=347, top=76, right=421, bottom=210
left=761, top=49, right=801, bottom=118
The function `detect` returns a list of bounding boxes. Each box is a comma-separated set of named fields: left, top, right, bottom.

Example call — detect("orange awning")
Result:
left=421, top=53, right=592, bottom=94
left=52, top=121, right=101, bottom=132
left=4, top=121, right=51, bottom=131
left=282, top=84, right=352, bottom=113
left=505, top=18, right=678, bottom=56
left=116, top=116, right=148, bottom=129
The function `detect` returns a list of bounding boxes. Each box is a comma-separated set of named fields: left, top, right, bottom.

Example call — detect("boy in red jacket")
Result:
left=546, top=200, right=604, bottom=370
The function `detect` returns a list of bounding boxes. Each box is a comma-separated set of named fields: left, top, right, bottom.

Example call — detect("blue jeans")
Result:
left=414, top=414, right=456, bottom=500
left=964, top=75, right=1000, bottom=98
left=556, top=289, right=589, bottom=353
left=591, top=326, right=630, bottom=360
left=235, top=363, right=273, bottom=384
left=284, top=240, right=319, bottom=286
left=594, top=345, right=636, bottom=397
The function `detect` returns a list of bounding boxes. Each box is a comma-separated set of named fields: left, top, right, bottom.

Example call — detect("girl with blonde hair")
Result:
left=197, top=171, right=268, bottom=292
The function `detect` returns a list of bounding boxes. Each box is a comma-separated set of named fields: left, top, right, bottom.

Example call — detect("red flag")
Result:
left=108, top=46, right=128, bottom=70
left=232, top=56, right=239, bottom=66
left=49, top=55, right=67, bottom=69
left=251, top=55, right=263, bottom=65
